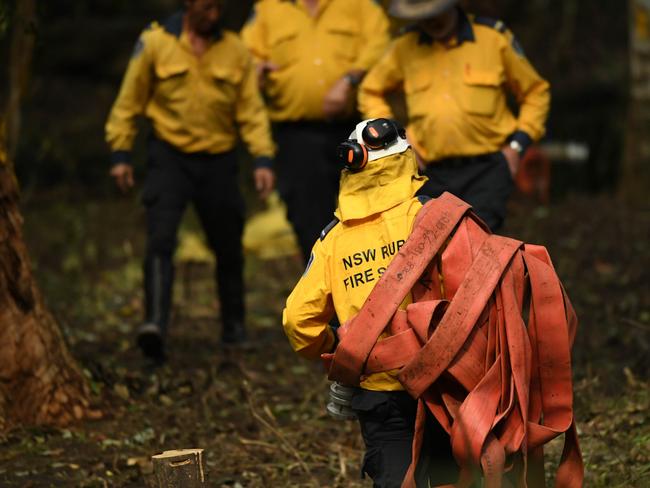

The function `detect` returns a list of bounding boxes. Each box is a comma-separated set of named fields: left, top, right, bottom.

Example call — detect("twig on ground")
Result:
left=238, top=437, right=277, bottom=450
left=621, top=317, right=650, bottom=331
left=298, top=376, right=329, bottom=412
left=242, top=380, right=317, bottom=484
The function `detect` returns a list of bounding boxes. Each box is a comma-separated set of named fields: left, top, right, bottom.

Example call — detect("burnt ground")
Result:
left=0, top=190, right=648, bottom=487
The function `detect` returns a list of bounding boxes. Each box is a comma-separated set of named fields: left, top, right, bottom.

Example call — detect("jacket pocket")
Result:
left=153, top=63, right=189, bottom=102
left=269, top=28, right=299, bottom=67
left=325, top=21, right=358, bottom=62
left=210, top=65, right=242, bottom=112
left=460, top=69, right=502, bottom=116
left=405, top=70, right=432, bottom=119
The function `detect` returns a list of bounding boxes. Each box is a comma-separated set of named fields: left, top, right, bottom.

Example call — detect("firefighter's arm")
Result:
left=236, top=54, right=276, bottom=198
left=323, top=2, right=389, bottom=118
left=357, top=42, right=404, bottom=119
left=501, top=30, right=551, bottom=153
left=236, top=55, right=276, bottom=164
left=351, top=0, right=390, bottom=73
left=240, top=4, right=269, bottom=62
left=240, top=5, right=278, bottom=87
left=282, top=240, right=336, bottom=360
left=105, top=29, right=155, bottom=165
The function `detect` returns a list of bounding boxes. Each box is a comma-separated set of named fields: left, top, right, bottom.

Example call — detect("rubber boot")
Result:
left=139, top=254, right=174, bottom=362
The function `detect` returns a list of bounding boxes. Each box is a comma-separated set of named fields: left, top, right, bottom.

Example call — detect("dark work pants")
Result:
left=417, top=152, right=514, bottom=232
left=351, top=390, right=458, bottom=488
left=142, top=138, right=245, bottom=336
left=274, top=121, right=355, bottom=262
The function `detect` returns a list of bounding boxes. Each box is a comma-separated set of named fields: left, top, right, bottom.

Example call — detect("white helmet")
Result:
left=349, top=118, right=410, bottom=163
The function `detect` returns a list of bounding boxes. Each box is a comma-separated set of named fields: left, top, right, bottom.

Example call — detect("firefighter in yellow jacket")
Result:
left=241, top=0, right=390, bottom=262
left=105, top=0, right=276, bottom=360
left=359, top=0, right=550, bottom=231
left=283, top=119, right=457, bottom=487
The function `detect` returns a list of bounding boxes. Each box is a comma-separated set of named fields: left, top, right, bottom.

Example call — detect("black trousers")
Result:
left=274, top=121, right=355, bottom=262
left=352, top=390, right=458, bottom=488
left=141, top=138, right=245, bottom=335
left=417, top=151, right=514, bottom=232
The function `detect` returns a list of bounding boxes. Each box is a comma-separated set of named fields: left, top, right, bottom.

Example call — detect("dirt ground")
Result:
left=0, top=190, right=648, bottom=487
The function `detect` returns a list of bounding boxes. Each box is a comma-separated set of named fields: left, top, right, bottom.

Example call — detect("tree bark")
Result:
left=0, top=0, right=97, bottom=431
left=0, top=124, right=97, bottom=430
left=4, top=0, right=35, bottom=162
left=624, top=0, right=650, bottom=197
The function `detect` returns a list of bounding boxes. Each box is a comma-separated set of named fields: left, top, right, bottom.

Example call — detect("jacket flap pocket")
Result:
left=405, top=70, right=432, bottom=94
left=463, top=69, right=501, bottom=86
left=269, top=28, right=299, bottom=47
left=155, top=63, right=189, bottom=79
left=211, top=65, right=242, bottom=84
left=326, top=20, right=357, bottom=36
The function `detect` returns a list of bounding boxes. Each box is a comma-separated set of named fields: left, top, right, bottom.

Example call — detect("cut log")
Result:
left=151, top=449, right=206, bottom=487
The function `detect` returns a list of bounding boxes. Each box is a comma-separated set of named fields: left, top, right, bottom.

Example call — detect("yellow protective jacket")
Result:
left=359, top=11, right=550, bottom=162
left=241, top=0, right=390, bottom=121
left=282, top=149, right=428, bottom=391
left=106, top=12, right=275, bottom=166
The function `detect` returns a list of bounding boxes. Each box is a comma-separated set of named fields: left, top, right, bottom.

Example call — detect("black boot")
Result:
left=140, top=254, right=174, bottom=361
left=136, top=323, right=166, bottom=363
left=221, top=320, right=248, bottom=346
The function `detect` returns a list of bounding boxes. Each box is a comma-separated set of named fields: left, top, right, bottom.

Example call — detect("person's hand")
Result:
left=256, top=60, right=279, bottom=90
left=501, top=146, right=521, bottom=178
left=323, top=76, right=353, bottom=118
left=110, top=163, right=134, bottom=192
left=254, top=167, right=275, bottom=200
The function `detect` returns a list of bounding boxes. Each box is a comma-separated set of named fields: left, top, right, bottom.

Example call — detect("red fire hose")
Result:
left=324, top=192, right=583, bottom=487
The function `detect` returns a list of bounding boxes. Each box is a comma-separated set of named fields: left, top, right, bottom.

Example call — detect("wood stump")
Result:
left=152, top=449, right=206, bottom=487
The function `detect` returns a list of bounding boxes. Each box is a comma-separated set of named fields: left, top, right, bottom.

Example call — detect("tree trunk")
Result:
left=0, top=127, right=97, bottom=430
left=4, top=0, right=35, bottom=162
left=624, top=0, right=650, bottom=197
left=0, top=0, right=97, bottom=431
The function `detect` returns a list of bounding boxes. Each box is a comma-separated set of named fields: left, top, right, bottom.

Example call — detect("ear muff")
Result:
left=361, top=118, right=403, bottom=149
left=337, top=140, right=368, bottom=172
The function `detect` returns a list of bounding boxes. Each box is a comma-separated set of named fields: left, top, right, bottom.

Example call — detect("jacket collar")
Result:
left=416, top=8, right=474, bottom=46
left=282, top=0, right=333, bottom=16
left=163, top=10, right=223, bottom=41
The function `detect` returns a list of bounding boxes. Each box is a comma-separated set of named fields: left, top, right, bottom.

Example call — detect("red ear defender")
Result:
left=337, top=140, right=368, bottom=172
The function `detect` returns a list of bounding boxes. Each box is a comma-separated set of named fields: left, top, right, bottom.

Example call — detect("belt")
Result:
left=433, top=151, right=502, bottom=168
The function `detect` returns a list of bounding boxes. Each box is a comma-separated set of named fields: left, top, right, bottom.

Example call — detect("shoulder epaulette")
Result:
left=320, top=218, right=339, bottom=241
left=474, top=16, right=507, bottom=33
left=417, top=195, right=432, bottom=206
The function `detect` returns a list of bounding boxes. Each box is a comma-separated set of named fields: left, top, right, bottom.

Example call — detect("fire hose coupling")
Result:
left=326, top=382, right=358, bottom=420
